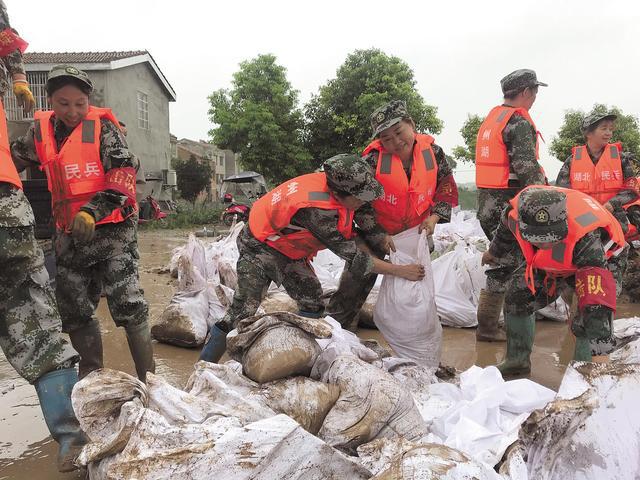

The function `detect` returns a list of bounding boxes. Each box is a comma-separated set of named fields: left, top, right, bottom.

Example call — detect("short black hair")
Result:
left=46, top=76, right=92, bottom=96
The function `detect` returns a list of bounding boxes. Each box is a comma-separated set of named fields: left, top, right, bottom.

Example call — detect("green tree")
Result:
left=174, top=154, right=213, bottom=205
left=452, top=114, right=484, bottom=164
left=304, top=49, right=443, bottom=166
left=550, top=104, right=640, bottom=162
left=208, top=54, right=312, bottom=184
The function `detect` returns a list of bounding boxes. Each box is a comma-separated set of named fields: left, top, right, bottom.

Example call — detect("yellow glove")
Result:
left=13, top=81, right=35, bottom=114
left=71, top=211, right=96, bottom=242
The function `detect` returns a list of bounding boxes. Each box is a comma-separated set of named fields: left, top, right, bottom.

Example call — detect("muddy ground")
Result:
left=1, top=229, right=638, bottom=479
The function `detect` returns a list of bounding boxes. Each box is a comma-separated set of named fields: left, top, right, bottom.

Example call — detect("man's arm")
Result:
left=431, top=143, right=457, bottom=223
left=9, top=124, right=39, bottom=171
left=607, top=152, right=639, bottom=209
left=503, top=114, right=546, bottom=186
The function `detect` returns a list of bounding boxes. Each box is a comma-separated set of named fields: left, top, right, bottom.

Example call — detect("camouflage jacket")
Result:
left=11, top=116, right=140, bottom=223
left=239, top=204, right=389, bottom=279
left=362, top=141, right=455, bottom=223
left=479, top=107, right=547, bottom=193
left=555, top=148, right=639, bottom=209
left=0, top=0, right=25, bottom=98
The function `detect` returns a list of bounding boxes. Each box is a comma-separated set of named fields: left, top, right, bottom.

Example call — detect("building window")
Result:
left=3, top=71, right=49, bottom=121
left=137, top=91, right=149, bottom=129
left=218, top=155, right=224, bottom=167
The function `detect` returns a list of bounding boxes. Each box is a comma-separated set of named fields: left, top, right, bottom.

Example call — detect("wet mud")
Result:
left=1, top=229, right=639, bottom=479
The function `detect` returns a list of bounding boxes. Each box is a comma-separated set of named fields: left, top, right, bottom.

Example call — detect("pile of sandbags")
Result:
left=72, top=367, right=371, bottom=479
left=153, top=225, right=243, bottom=347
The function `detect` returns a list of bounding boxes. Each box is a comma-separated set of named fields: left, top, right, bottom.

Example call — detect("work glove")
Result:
left=12, top=80, right=35, bottom=114
left=71, top=211, right=96, bottom=243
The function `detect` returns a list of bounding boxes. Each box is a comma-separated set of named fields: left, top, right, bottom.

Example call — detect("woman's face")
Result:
left=48, top=84, right=90, bottom=129
left=586, top=119, right=615, bottom=149
left=379, top=120, right=416, bottom=159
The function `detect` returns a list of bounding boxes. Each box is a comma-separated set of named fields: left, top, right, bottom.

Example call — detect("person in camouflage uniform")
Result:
left=0, top=2, right=86, bottom=473
left=11, top=65, right=155, bottom=383
left=556, top=110, right=640, bottom=235
left=326, top=100, right=457, bottom=328
left=475, top=69, right=548, bottom=342
left=199, top=154, right=426, bottom=363
left=482, top=186, right=627, bottom=376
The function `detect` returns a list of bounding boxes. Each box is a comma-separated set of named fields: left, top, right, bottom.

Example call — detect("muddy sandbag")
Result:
left=227, top=311, right=332, bottom=384
left=152, top=288, right=210, bottom=347
left=317, top=352, right=429, bottom=454
left=359, top=438, right=504, bottom=479
left=260, top=291, right=299, bottom=313
left=520, top=362, right=640, bottom=480
left=261, top=377, right=340, bottom=434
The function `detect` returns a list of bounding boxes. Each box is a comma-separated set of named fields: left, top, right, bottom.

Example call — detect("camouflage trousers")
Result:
left=0, top=226, right=77, bottom=383
left=477, top=188, right=518, bottom=293
left=504, top=247, right=628, bottom=356
left=53, top=223, right=148, bottom=333
left=216, top=234, right=324, bottom=332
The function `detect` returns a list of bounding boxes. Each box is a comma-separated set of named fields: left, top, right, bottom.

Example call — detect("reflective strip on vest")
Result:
left=575, top=211, right=598, bottom=227
left=380, top=154, right=392, bottom=174
left=422, top=149, right=434, bottom=171
left=574, top=146, right=583, bottom=160
left=82, top=119, right=96, bottom=143
left=610, top=145, right=619, bottom=159
left=308, top=191, right=330, bottom=201
left=496, top=109, right=509, bottom=122
left=551, top=243, right=566, bottom=263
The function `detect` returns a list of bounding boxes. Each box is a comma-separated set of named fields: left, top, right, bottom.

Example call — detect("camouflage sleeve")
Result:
left=353, top=203, right=388, bottom=257
left=608, top=152, right=639, bottom=209
left=9, top=123, right=39, bottom=172
left=555, top=156, right=572, bottom=188
left=431, top=143, right=453, bottom=222
left=503, top=114, right=546, bottom=186
left=488, top=204, right=519, bottom=263
left=80, top=119, right=138, bottom=222
left=0, top=0, right=26, bottom=89
left=292, top=207, right=374, bottom=276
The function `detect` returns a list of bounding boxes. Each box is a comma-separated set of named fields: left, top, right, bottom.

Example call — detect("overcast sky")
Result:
left=10, top=0, right=640, bottom=183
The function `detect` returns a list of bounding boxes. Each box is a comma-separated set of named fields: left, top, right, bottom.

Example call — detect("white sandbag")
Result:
left=259, top=291, right=299, bottom=313
left=535, top=297, right=569, bottom=322
left=359, top=438, right=505, bottom=480
left=414, top=366, right=554, bottom=467
left=205, top=221, right=243, bottom=287
left=313, top=316, right=380, bottom=371
left=310, top=248, right=346, bottom=293
left=431, top=244, right=485, bottom=328
left=317, top=353, right=429, bottom=454
left=374, top=227, right=442, bottom=367
left=521, top=363, right=640, bottom=480
left=74, top=367, right=369, bottom=479
left=152, top=288, right=211, bottom=346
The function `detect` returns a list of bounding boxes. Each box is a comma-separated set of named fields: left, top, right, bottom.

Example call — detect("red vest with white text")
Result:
left=33, top=107, right=136, bottom=232
left=475, top=105, right=542, bottom=188
left=508, top=186, right=625, bottom=293
left=364, top=134, right=438, bottom=235
left=569, top=143, right=624, bottom=204
left=249, top=173, right=354, bottom=259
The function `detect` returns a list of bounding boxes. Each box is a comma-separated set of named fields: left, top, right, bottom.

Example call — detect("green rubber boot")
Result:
left=573, top=336, right=592, bottom=362
left=496, top=313, right=535, bottom=376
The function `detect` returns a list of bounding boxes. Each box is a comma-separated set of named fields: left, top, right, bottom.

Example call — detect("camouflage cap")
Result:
left=582, top=110, right=617, bottom=133
left=370, top=100, right=410, bottom=137
left=323, top=154, right=384, bottom=202
left=518, top=187, right=568, bottom=244
left=500, top=69, right=547, bottom=96
left=46, top=64, right=93, bottom=92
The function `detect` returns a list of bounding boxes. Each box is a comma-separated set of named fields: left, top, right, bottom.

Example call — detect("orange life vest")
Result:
left=363, top=134, right=438, bottom=235
left=569, top=143, right=624, bottom=204
left=33, top=107, right=136, bottom=232
left=508, top=186, right=625, bottom=293
left=0, top=100, right=22, bottom=189
left=248, top=172, right=354, bottom=259
left=475, top=105, right=542, bottom=188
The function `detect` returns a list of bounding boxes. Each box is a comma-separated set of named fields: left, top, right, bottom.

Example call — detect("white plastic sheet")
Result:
left=374, top=227, right=442, bottom=367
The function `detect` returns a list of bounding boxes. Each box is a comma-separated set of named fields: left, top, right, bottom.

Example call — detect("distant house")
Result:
left=4, top=50, right=177, bottom=201
left=173, top=137, right=240, bottom=198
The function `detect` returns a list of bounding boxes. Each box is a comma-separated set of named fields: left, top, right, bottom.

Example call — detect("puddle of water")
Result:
left=2, top=228, right=639, bottom=478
